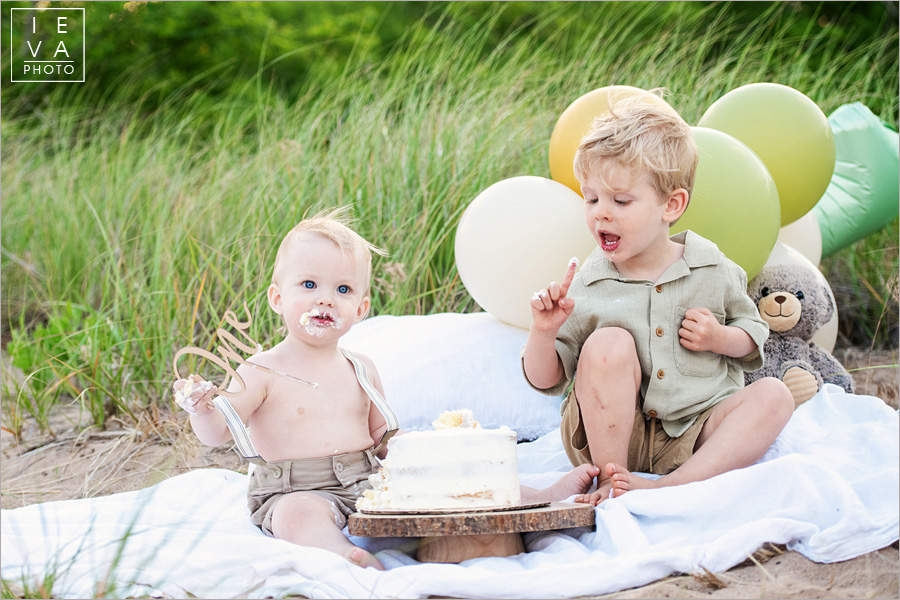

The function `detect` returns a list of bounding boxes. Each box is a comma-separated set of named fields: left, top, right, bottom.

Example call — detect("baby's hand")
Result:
left=530, top=257, right=578, bottom=334
left=678, top=307, right=723, bottom=353
left=172, top=374, right=217, bottom=414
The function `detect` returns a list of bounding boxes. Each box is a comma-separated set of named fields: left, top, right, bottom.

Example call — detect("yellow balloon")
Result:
left=698, top=83, right=835, bottom=226
left=454, top=176, right=596, bottom=329
left=549, top=86, right=679, bottom=195
left=672, top=127, right=780, bottom=280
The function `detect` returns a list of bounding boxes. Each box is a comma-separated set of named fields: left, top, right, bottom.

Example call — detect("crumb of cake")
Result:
left=432, top=409, right=480, bottom=430
left=172, top=374, right=216, bottom=414
left=356, top=468, right=392, bottom=510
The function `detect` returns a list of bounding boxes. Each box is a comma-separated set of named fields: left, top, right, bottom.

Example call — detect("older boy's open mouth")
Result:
left=600, top=232, right=620, bottom=252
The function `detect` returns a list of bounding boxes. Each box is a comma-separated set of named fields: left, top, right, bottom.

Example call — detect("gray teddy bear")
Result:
left=744, top=263, right=855, bottom=407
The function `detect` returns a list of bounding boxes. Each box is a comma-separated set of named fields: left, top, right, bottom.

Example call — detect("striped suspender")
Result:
left=213, top=395, right=267, bottom=467
left=339, top=347, right=400, bottom=455
left=212, top=347, right=399, bottom=465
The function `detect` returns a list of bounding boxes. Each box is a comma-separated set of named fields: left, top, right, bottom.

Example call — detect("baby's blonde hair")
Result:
left=271, top=207, right=385, bottom=293
left=573, top=93, right=698, bottom=203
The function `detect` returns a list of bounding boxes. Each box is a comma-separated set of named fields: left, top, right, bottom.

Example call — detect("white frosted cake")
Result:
left=357, top=410, right=521, bottom=511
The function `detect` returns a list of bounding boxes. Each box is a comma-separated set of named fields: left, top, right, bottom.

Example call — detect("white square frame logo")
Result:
left=10, top=7, right=85, bottom=83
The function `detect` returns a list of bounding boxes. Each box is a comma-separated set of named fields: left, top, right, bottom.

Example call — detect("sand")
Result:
left=2, top=351, right=898, bottom=599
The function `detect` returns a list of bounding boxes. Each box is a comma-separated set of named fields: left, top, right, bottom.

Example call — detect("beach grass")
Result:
left=2, top=2, right=898, bottom=435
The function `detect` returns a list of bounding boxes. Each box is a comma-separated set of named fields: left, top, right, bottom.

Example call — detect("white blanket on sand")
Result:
left=2, top=384, right=897, bottom=599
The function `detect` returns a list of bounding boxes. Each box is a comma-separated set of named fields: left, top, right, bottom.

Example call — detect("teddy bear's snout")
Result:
left=758, top=291, right=803, bottom=332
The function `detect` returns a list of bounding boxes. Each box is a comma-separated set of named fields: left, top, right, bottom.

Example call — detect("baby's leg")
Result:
left=521, top=463, right=600, bottom=502
left=573, top=328, right=641, bottom=492
left=270, top=491, right=385, bottom=570
left=607, top=377, right=793, bottom=498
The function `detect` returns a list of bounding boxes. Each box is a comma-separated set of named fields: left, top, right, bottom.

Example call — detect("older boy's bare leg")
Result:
left=608, top=377, right=793, bottom=497
left=572, top=328, right=642, bottom=504
left=521, top=463, right=601, bottom=502
left=271, top=491, right=385, bottom=570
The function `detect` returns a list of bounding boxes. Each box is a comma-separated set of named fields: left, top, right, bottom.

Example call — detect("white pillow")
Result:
left=341, top=312, right=563, bottom=441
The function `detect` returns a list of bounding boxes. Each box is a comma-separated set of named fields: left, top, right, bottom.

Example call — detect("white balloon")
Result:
left=776, top=211, right=822, bottom=267
left=455, top=176, right=596, bottom=329
left=763, top=242, right=838, bottom=353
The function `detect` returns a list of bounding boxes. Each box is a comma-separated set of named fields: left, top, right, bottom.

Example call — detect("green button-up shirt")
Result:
left=529, top=230, right=768, bottom=437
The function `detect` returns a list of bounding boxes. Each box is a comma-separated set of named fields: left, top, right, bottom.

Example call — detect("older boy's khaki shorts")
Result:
left=560, top=388, right=718, bottom=476
left=248, top=449, right=376, bottom=536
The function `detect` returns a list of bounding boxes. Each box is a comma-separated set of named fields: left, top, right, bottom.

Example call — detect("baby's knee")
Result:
left=580, top=327, right=638, bottom=370
left=271, top=493, right=338, bottom=532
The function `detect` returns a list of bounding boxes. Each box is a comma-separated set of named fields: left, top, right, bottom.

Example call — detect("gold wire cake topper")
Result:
left=172, top=303, right=318, bottom=397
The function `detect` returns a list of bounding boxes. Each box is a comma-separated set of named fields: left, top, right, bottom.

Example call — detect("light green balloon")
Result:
left=673, top=127, right=780, bottom=279
left=698, top=83, right=835, bottom=226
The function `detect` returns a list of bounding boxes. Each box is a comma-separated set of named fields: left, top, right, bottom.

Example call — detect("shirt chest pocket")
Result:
left=673, top=307, right=726, bottom=377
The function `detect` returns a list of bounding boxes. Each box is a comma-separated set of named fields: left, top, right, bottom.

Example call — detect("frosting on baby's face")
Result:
left=299, top=308, right=346, bottom=337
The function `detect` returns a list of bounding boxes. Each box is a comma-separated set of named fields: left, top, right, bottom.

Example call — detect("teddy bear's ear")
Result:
left=747, top=267, right=773, bottom=301
left=819, top=283, right=835, bottom=323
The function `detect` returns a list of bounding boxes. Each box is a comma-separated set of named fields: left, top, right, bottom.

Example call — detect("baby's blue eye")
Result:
left=303, top=281, right=315, bottom=289
left=338, top=285, right=350, bottom=294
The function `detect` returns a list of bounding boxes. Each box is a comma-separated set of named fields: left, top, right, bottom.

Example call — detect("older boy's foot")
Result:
left=347, top=547, right=386, bottom=570
left=607, top=462, right=658, bottom=497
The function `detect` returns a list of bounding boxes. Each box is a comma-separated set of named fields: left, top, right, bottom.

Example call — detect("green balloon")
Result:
left=673, top=127, right=781, bottom=280
left=813, top=102, right=900, bottom=257
left=698, top=83, right=835, bottom=226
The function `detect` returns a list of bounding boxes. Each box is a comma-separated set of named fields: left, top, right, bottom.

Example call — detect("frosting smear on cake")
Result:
left=432, top=408, right=479, bottom=430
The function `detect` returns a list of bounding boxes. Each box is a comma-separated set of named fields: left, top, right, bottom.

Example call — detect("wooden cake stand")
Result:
left=348, top=502, right=594, bottom=563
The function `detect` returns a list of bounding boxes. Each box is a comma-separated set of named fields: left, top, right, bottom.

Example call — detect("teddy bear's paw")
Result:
left=783, top=367, right=819, bottom=407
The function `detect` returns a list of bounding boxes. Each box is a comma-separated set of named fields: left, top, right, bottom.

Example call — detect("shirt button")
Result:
left=335, top=462, right=344, bottom=473
left=648, top=410, right=658, bottom=417
left=655, top=285, right=663, bottom=293
left=656, top=327, right=664, bottom=337
left=657, top=369, right=665, bottom=379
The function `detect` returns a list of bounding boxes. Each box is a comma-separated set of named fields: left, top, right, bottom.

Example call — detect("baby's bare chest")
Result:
left=257, top=375, right=370, bottom=424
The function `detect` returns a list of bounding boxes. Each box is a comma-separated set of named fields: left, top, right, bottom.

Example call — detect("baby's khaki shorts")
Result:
left=248, top=449, right=376, bottom=536
left=561, top=388, right=718, bottom=476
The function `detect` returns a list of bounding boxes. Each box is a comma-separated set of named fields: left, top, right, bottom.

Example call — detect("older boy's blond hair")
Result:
left=573, top=94, right=698, bottom=203
left=271, top=207, right=385, bottom=293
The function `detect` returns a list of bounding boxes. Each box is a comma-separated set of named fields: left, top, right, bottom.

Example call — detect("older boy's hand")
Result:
left=678, top=307, right=724, bottom=353
left=530, top=258, right=578, bottom=334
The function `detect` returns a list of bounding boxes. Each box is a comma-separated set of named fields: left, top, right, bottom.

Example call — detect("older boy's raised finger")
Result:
left=559, top=257, right=579, bottom=297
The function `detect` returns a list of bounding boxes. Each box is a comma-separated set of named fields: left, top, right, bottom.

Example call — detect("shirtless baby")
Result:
left=175, top=209, right=596, bottom=570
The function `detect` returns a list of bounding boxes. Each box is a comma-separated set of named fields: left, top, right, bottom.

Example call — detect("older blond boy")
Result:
left=523, top=99, right=794, bottom=504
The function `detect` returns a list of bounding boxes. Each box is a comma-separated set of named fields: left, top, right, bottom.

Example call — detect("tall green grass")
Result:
left=2, top=3, right=898, bottom=434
